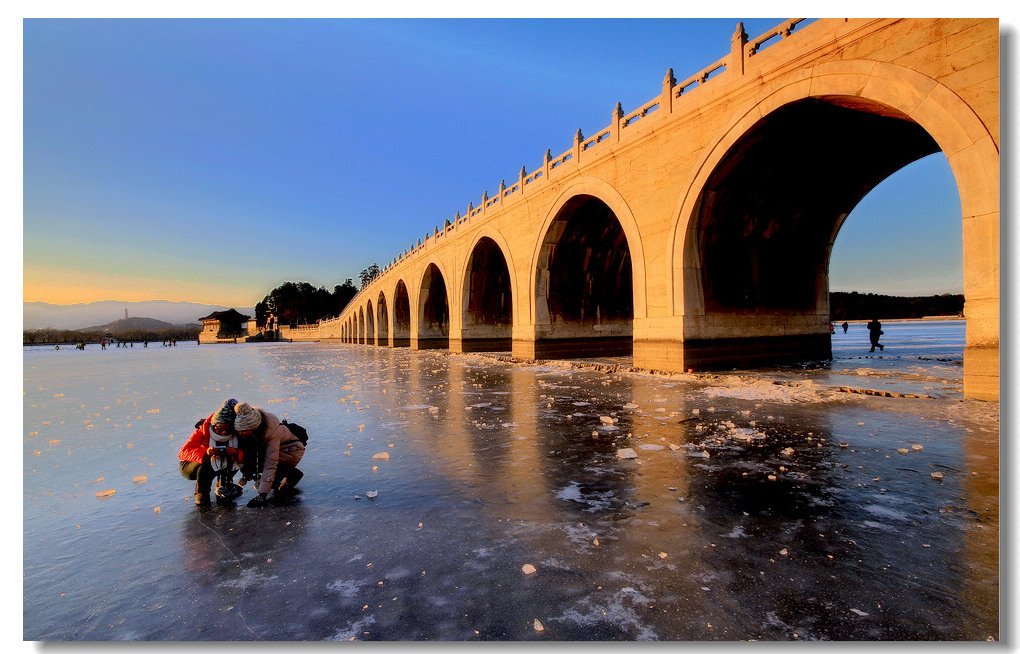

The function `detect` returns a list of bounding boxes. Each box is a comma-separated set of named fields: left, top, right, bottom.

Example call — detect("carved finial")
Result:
left=575, top=128, right=583, bottom=145
left=733, top=21, right=747, bottom=42
left=455, top=210, right=461, bottom=221
left=614, top=102, right=624, bottom=119
left=520, top=165, right=527, bottom=177
left=544, top=149, right=552, bottom=163
left=482, top=190, right=489, bottom=202
left=664, top=67, right=676, bottom=86
left=468, top=201, right=474, bottom=213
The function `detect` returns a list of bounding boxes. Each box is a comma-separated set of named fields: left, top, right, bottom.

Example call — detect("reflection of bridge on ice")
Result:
left=319, top=18, right=999, bottom=401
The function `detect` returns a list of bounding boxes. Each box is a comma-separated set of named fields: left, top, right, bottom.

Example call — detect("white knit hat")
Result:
left=234, top=402, right=262, bottom=431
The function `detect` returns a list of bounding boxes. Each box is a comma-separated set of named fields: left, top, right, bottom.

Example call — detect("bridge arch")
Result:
left=670, top=60, right=998, bottom=385
left=364, top=300, right=375, bottom=345
left=376, top=291, right=389, bottom=346
left=418, top=260, right=452, bottom=349
left=461, top=229, right=517, bottom=352
left=356, top=307, right=364, bottom=345
left=392, top=279, right=412, bottom=347
left=529, top=177, right=646, bottom=358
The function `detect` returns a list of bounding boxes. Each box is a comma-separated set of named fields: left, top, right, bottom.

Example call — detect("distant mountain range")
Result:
left=23, top=300, right=256, bottom=331
left=79, top=316, right=181, bottom=334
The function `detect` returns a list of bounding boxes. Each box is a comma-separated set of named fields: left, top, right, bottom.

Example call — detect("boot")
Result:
left=276, top=468, right=304, bottom=495
left=194, top=481, right=211, bottom=506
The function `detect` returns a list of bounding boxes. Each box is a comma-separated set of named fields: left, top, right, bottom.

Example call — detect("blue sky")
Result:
left=22, top=16, right=979, bottom=306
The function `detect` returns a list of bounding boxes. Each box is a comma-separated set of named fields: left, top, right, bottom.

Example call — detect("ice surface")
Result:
left=22, top=321, right=998, bottom=641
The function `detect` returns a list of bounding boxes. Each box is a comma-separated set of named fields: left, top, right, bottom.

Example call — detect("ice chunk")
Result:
left=616, top=448, right=638, bottom=459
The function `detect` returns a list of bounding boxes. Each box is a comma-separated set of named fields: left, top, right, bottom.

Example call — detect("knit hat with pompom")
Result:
left=233, top=401, right=262, bottom=431
left=212, top=398, right=237, bottom=426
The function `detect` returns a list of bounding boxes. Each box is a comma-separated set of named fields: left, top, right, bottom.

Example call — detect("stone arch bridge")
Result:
left=320, top=18, right=999, bottom=401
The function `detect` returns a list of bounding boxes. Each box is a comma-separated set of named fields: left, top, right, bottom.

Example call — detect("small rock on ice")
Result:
left=533, top=619, right=544, bottom=632
left=931, top=472, right=944, bottom=480
left=372, top=452, right=390, bottom=460
left=599, top=416, right=615, bottom=425
left=366, top=490, right=378, bottom=498
left=521, top=563, right=537, bottom=575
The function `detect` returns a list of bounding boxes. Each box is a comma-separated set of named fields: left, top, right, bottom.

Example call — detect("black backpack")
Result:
left=281, top=419, right=309, bottom=445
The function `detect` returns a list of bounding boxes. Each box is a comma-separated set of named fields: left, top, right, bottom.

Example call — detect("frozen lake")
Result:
left=23, top=321, right=998, bottom=641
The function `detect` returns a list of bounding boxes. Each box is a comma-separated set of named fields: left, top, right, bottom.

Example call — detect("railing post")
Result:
left=573, top=128, right=583, bottom=164
left=731, top=21, right=748, bottom=75
left=481, top=190, right=489, bottom=215
left=612, top=102, right=624, bottom=143
left=661, top=68, right=676, bottom=115
left=498, top=179, right=506, bottom=206
left=543, top=149, right=551, bottom=179
left=454, top=210, right=462, bottom=226
left=519, top=166, right=526, bottom=196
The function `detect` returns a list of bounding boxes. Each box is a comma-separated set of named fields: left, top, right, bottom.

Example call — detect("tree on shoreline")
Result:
left=254, top=279, right=359, bottom=330
left=830, top=292, right=963, bottom=320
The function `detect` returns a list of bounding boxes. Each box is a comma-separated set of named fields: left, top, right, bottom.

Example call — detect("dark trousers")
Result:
left=180, top=460, right=216, bottom=493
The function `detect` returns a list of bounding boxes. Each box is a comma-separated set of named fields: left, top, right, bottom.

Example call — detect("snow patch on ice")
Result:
left=327, top=578, right=368, bottom=598
left=328, top=615, right=376, bottom=641
left=701, top=379, right=828, bottom=404
left=547, top=585, right=658, bottom=640
left=722, top=525, right=748, bottom=538
left=555, top=481, right=617, bottom=512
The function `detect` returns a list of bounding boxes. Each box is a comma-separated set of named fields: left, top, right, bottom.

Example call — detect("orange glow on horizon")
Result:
left=23, top=265, right=262, bottom=307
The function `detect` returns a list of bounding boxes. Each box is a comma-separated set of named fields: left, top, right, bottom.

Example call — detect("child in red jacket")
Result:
left=179, top=399, right=245, bottom=506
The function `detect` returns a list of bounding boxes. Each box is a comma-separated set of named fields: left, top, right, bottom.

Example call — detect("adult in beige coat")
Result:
left=233, top=401, right=306, bottom=507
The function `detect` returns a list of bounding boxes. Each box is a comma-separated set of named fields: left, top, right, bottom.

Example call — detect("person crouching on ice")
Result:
left=233, top=401, right=305, bottom=507
left=178, top=398, right=245, bottom=506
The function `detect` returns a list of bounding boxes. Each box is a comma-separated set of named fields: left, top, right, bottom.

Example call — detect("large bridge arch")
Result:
left=459, top=229, right=518, bottom=353
left=525, top=177, right=646, bottom=359
left=418, top=260, right=452, bottom=350
left=392, top=279, right=412, bottom=347
left=669, top=60, right=998, bottom=398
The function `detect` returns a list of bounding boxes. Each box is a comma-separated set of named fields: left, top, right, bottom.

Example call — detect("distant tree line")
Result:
left=831, top=292, right=964, bottom=320
left=254, top=280, right=358, bottom=330
left=23, top=326, right=201, bottom=345
left=254, top=265, right=382, bottom=330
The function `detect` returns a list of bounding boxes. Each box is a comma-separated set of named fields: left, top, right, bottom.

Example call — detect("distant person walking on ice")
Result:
left=842, top=321, right=849, bottom=334
left=178, top=399, right=245, bottom=506
left=867, top=318, right=885, bottom=352
left=233, top=402, right=306, bottom=507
